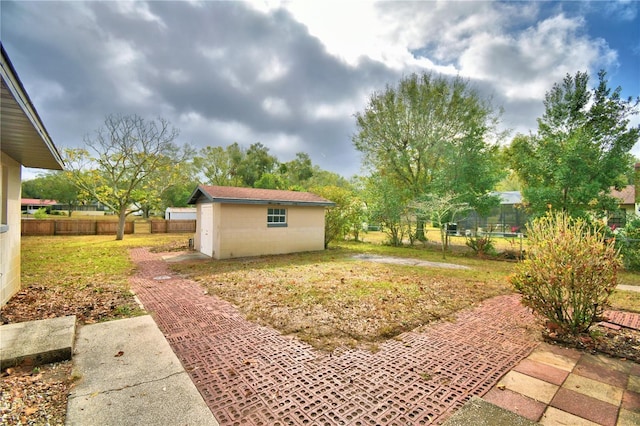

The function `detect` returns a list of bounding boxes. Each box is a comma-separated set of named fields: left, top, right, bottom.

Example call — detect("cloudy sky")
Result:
left=2, top=0, right=639, bottom=180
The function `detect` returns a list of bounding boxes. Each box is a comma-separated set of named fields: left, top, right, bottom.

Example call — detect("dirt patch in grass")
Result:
left=170, top=247, right=513, bottom=351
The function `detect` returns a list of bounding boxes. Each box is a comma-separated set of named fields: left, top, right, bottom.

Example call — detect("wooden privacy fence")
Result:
left=150, top=220, right=196, bottom=233
left=22, top=219, right=195, bottom=236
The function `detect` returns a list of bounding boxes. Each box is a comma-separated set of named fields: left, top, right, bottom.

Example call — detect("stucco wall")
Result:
left=197, top=203, right=325, bottom=259
left=1, top=153, right=22, bottom=305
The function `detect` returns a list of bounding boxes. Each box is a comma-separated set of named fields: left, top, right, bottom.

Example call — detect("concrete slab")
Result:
left=66, top=315, right=218, bottom=426
left=442, top=396, right=537, bottom=426
left=617, top=284, right=640, bottom=293
left=162, top=251, right=210, bottom=263
left=352, top=253, right=471, bottom=270
left=0, top=315, right=75, bottom=369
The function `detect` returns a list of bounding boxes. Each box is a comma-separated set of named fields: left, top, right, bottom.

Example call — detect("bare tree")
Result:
left=66, top=114, right=188, bottom=240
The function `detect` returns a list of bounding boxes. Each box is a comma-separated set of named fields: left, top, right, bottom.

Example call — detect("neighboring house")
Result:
left=1, top=44, right=64, bottom=305
left=164, top=207, right=197, bottom=220
left=608, top=185, right=636, bottom=228
left=609, top=163, right=640, bottom=227
left=458, top=191, right=529, bottom=234
left=21, top=198, right=58, bottom=214
left=187, top=185, right=334, bottom=259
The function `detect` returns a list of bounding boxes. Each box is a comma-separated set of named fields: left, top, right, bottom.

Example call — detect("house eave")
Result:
left=1, top=43, right=64, bottom=170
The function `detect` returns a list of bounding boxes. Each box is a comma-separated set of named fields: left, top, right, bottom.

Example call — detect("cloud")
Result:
left=459, top=14, right=618, bottom=100
left=3, top=0, right=637, bottom=179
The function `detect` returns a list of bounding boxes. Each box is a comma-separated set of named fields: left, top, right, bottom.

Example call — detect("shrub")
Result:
left=616, top=218, right=640, bottom=271
left=465, top=235, right=496, bottom=257
left=33, top=207, right=48, bottom=219
left=510, top=212, right=621, bottom=335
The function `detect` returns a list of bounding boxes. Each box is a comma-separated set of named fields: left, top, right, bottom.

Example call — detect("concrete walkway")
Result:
left=66, top=315, right=219, bottom=426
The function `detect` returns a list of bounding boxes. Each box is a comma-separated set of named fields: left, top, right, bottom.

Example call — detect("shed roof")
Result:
left=188, top=185, right=335, bottom=207
left=165, top=207, right=196, bottom=212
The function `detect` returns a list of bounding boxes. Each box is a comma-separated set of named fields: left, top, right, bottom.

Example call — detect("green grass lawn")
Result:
left=13, top=232, right=640, bottom=351
left=7, top=234, right=190, bottom=323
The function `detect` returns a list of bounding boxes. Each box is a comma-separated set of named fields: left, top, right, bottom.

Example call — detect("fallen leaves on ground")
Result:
left=546, top=324, right=640, bottom=363
left=0, top=362, right=72, bottom=426
left=0, top=284, right=140, bottom=325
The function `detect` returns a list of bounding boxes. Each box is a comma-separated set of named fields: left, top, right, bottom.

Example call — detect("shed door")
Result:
left=200, top=203, right=214, bottom=257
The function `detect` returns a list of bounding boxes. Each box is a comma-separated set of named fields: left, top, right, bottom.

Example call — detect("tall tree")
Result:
left=311, top=185, right=362, bottom=248
left=353, top=72, right=504, bottom=239
left=363, top=173, right=413, bottom=246
left=196, top=143, right=244, bottom=187
left=22, top=172, right=84, bottom=216
left=237, top=142, right=277, bottom=187
left=508, top=71, right=639, bottom=217
left=65, top=114, right=188, bottom=240
left=411, top=192, right=469, bottom=258
left=136, top=155, right=197, bottom=217
left=281, top=152, right=314, bottom=186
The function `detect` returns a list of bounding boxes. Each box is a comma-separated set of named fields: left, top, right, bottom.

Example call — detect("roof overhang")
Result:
left=1, top=44, right=64, bottom=170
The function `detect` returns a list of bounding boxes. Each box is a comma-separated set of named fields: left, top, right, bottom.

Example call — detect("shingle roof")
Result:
left=610, top=185, right=635, bottom=205
left=187, top=185, right=335, bottom=206
left=21, top=198, right=58, bottom=206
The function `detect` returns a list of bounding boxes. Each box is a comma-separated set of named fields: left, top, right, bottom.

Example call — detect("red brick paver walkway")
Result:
left=130, top=248, right=539, bottom=425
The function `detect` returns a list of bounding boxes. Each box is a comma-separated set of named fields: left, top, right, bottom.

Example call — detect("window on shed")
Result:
left=267, top=207, right=287, bottom=227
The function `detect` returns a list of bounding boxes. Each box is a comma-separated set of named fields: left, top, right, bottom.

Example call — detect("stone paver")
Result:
left=563, top=374, right=624, bottom=406
left=129, top=248, right=538, bottom=425
left=551, top=388, right=619, bottom=426
left=484, top=342, right=640, bottom=425
left=496, top=371, right=558, bottom=404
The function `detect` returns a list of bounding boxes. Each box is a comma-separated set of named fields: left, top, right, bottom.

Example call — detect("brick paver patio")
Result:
left=130, top=248, right=540, bottom=425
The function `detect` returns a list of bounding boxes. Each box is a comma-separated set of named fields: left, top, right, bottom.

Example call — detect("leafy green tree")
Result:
left=353, top=72, right=504, bottom=239
left=305, top=167, right=350, bottom=189
left=411, top=192, right=469, bottom=258
left=363, top=173, right=413, bottom=246
left=237, top=142, right=277, bottom=187
left=136, top=155, right=197, bottom=217
left=281, top=152, right=314, bottom=187
left=311, top=185, right=360, bottom=248
left=196, top=143, right=244, bottom=187
left=508, top=71, right=639, bottom=217
left=254, top=172, right=287, bottom=189
left=65, top=114, right=189, bottom=240
left=21, top=171, right=84, bottom=216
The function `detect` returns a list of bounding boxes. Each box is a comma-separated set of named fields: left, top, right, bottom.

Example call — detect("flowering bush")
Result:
left=510, top=212, right=621, bottom=335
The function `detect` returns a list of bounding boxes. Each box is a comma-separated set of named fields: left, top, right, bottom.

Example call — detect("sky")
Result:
left=2, top=0, right=639, bottom=180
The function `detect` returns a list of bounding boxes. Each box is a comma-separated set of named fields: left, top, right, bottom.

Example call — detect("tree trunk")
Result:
left=415, top=216, right=427, bottom=241
left=440, top=225, right=447, bottom=259
left=116, top=209, right=127, bottom=240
